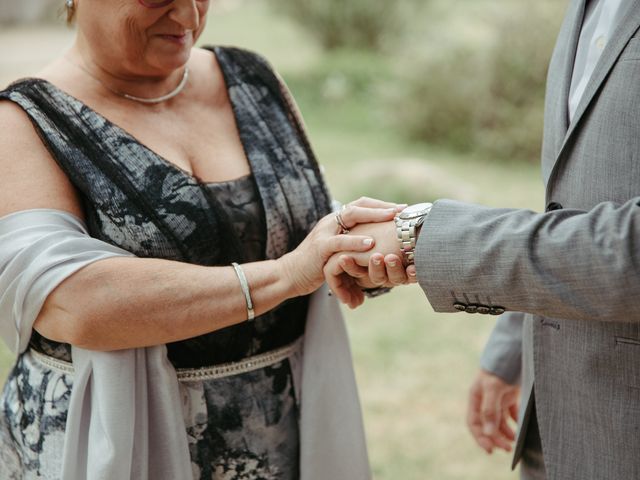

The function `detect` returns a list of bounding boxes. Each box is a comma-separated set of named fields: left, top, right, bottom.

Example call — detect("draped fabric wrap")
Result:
left=0, top=210, right=192, bottom=479
left=0, top=210, right=134, bottom=356
left=0, top=46, right=370, bottom=479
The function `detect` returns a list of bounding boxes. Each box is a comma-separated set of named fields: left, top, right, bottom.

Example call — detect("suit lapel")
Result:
left=558, top=0, right=588, bottom=141
left=565, top=1, right=640, bottom=138
left=547, top=0, right=640, bottom=186
left=542, top=0, right=586, bottom=185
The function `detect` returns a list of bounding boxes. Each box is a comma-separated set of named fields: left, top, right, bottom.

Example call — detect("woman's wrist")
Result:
left=272, top=253, right=307, bottom=299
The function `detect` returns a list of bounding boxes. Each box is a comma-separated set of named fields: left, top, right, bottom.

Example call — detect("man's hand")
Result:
left=467, top=369, right=520, bottom=454
left=323, top=221, right=417, bottom=307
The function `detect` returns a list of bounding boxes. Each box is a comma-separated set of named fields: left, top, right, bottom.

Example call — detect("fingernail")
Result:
left=363, top=238, right=374, bottom=246
left=396, top=204, right=408, bottom=211
left=387, top=260, right=397, bottom=267
left=373, top=258, right=382, bottom=266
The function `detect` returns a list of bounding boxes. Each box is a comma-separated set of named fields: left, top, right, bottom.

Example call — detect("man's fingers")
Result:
left=335, top=276, right=364, bottom=306
left=466, top=382, right=483, bottom=436
left=469, top=421, right=494, bottom=454
left=467, top=414, right=491, bottom=452
left=479, top=383, right=501, bottom=436
left=368, top=254, right=388, bottom=285
left=467, top=372, right=519, bottom=455
left=347, top=289, right=365, bottom=309
left=490, top=433, right=513, bottom=453
left=324, top=256, right=369, bottom=307
left=508, top=402, right=519, bottom=422
left=477, top=436, right=495, bottom=455
left=339, top=255, right=368, bottom=279
left=406, top=264, right=418, bottom=283
left=324, top=257, right=353, bottom=303
left=468, top=406, right=496, bottom=455
left=488, top=418, right=516, bottom=452
left=468, top=392, right=497, bottom=454
left=384, top=254, right=408, bottom=285
left=499, top=417, right=516, bottom=442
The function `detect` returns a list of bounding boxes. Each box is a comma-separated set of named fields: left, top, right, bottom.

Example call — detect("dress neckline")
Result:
left=201, top=172, right=253, bottom=187
left=7, top=46, right=253, bottom=188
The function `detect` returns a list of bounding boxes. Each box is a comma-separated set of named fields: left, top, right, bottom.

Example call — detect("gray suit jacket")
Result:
left=415, top=0, right=640, bottom=478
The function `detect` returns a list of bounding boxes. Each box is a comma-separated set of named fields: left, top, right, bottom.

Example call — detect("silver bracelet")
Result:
left=231, top=262, right=255, bottom=321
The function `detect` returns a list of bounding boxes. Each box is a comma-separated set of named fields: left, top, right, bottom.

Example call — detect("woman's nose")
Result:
left=168, top=0, right=200, bottom=31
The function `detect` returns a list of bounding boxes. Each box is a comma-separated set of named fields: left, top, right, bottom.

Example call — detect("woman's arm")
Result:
left=36, top=214, right=386, bottom=351
left=0, top=102, right=395, bottom=351
left=37, top=256, right=296, bottom=350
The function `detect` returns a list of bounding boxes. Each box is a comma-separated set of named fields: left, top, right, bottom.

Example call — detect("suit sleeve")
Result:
left=414, top=197, right=640, bottom=322
left=479, top=312, right=524, bottom=385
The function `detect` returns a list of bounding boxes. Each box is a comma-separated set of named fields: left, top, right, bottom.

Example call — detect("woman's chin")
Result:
left=147, top=51, right=193, bottom=75
left=147, top=38, right=193, bottom=66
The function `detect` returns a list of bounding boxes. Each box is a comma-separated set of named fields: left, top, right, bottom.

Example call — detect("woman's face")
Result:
left=76, top=0, right=210, bottom=77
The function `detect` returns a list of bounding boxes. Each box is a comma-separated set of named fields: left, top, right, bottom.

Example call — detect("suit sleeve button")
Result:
left=466, top=305, right=478, bottom=314
left=477, top=306, right=491, bottom=315
left=490, top=307, right=506, bottom=315
left=454, top=303, right=467, bottom=312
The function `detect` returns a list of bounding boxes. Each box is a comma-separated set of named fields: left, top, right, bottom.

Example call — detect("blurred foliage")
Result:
left=283, top=49, right=393, bottom=129
left=271, top=0, right=416, bottom=52
left=393, top=2, right=563, bottom=163
left=274, top=0, right=565, bottom=163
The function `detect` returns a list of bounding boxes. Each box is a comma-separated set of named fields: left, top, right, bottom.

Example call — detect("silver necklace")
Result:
left=68, top=56, right=190, bottom=104
left=116, top=67, right=190, bottom=104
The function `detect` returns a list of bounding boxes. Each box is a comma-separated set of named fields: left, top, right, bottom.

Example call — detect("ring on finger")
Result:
left=335, top=210, right=350, bottom=234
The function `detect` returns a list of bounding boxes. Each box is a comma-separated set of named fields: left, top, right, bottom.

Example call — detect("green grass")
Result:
left=0, top=2, right=547, bottom=478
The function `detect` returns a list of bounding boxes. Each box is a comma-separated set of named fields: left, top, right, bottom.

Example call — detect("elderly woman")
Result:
left=0, top=0, right=407, bottom=479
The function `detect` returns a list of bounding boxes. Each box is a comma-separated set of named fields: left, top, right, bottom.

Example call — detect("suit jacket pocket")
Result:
left=615, top=336, right=640, bottom=388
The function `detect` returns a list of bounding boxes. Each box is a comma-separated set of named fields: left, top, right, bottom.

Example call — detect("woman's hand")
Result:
left=277, top=198, right=401, bottom=297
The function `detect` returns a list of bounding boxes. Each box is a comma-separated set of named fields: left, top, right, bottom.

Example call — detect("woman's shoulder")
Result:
left=0, top=100, right=84, bottom=220
left=0, top=99, right=37, bottom=138
left=0, top=87, right=52, bottom=160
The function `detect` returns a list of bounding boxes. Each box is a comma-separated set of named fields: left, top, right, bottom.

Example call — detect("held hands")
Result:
left=277, top=197, right=402, bottom=298
left=277, top=196, right=417, bottom=306
left=324, top=220, right=418, bottom=308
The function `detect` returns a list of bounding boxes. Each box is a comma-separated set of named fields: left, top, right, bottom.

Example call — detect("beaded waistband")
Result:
left=28, top=338, right=302, bottom=382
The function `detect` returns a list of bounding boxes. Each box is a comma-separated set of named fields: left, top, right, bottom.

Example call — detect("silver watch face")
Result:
left=399, top=202, right=433, bottom=220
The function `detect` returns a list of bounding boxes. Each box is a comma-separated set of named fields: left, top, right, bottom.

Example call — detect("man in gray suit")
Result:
left=327, top=0, right=640, bottom=477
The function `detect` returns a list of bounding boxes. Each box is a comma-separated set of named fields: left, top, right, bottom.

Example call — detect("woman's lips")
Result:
left=158, top=33, right=188, bottom=45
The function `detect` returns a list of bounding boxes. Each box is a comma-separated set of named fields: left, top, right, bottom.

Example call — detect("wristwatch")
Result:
left=395, top=202, right=433, bottom=265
